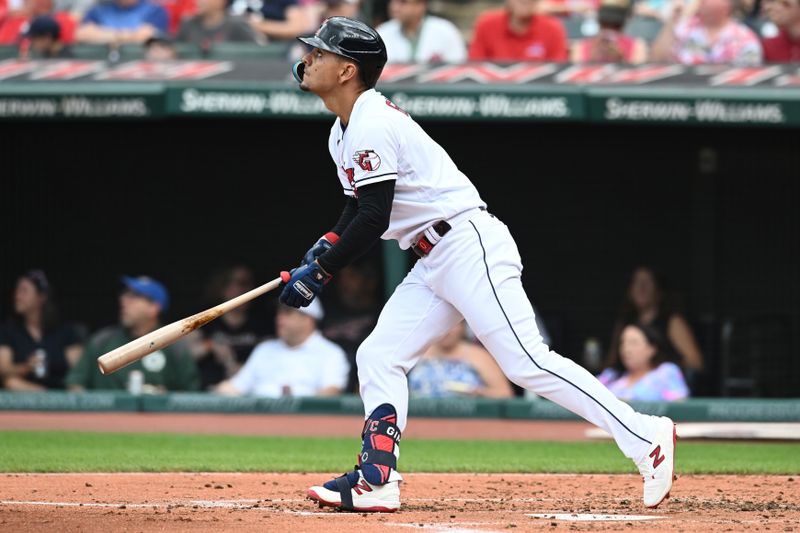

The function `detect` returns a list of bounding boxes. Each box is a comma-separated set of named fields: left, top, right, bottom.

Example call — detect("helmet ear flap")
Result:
left=292, top=61, right=305, bottom=83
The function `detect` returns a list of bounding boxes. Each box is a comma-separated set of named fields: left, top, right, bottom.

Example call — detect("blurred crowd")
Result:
left=0, top=0, right=797, bottom=63
left=1, top=262, right=705, bottom=404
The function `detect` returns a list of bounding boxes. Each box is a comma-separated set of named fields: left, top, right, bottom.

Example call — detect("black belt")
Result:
left=411, top=220, right=451, bottom=258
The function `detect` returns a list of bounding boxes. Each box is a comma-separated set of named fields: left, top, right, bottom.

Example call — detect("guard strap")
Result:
left=335, top=474, right=354, bottom=510
left=358, top=449, right=397, bottom=470
left=361, top=419, right=402, bottom=444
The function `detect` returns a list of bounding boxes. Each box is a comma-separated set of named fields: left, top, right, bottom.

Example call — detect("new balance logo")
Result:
left=649, top=445, right=665, bottom=469
left=353, top=481, right=373, bottom=495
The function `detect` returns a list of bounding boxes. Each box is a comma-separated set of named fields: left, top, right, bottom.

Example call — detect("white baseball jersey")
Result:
left=327, top=88, right=486, bottom=250
left=376, top=16, right=468, bottom=64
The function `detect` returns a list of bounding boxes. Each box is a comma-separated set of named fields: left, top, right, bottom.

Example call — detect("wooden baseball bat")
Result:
left=97, top=276, right=285, bottom=375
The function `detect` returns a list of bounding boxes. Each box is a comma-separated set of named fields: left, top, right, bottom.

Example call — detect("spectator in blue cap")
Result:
left=23, top=14, right=74, bottom=58
left=66, top=275, right=199, bottom=392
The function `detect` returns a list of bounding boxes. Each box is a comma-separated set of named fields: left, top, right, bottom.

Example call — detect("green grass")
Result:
left=1, top=431, right=799, bottom=474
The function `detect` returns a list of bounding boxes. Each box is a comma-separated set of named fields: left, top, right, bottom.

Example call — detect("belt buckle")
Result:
left=412, top=236, right=434, bottom=258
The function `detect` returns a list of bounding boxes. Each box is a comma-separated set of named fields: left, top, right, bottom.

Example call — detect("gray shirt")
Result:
left=177, top=15, right=258, bottom=49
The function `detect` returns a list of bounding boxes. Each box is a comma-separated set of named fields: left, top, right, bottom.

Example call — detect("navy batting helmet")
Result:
left=293, top=17, right=387, bottom=89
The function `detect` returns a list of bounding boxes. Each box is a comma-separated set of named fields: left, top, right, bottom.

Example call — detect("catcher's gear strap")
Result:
left=335, top=475, right=354, bottom=510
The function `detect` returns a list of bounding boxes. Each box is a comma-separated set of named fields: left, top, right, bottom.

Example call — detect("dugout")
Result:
left=1, top=61, right=798, bottom=399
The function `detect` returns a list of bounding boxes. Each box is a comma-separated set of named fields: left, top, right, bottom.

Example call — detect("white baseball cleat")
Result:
left=636, top=416, right=678, bottom=508
left=307, top=470, right=401, bottom=513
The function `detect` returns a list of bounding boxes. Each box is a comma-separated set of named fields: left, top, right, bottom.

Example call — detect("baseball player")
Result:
left=279, top=17, right=677, bottom=513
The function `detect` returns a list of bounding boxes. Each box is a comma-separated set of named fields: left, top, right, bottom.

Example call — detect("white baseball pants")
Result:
left=357, top=208, right=656, bottom=463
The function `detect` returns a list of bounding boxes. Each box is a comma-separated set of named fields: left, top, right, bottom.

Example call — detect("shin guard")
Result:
left=359, top=403, right=401, bottom=485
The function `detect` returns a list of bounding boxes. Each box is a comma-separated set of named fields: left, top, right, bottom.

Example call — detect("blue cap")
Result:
left=121, top=275, right=169, bottom=312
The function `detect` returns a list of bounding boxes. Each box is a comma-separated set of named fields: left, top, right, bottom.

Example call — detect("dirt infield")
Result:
left=1, top=473, right=798, bottom=532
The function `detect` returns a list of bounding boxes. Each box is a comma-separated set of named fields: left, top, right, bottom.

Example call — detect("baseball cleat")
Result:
left=307, top=468, right=400, bottom=512
left=636, top=416, right=678, bottom=508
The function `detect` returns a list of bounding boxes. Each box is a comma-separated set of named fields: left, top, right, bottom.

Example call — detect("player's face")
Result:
left=299, top=48, right=350, bottom=94
left=619, top=325, right=656, bottom=372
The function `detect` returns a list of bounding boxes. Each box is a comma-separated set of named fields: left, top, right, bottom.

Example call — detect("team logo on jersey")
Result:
left=353, top=150, right=381, bottom=172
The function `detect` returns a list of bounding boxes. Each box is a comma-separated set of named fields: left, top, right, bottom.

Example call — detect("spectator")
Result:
left=468, top=0, right=568, bottom=61
left=214, top=300, right=349, bottom=397
left=0, top=0, right=76, bottom=45
left=0, top=270, right=83, bottom=391
left=188, top=264, right=271, bottom=391
left=606, top=265, right=704, bottom=380
left=158, top=0, right=197, bottom=35
left=376, top=0, right=466, bottom=63
left=75, top=0, right=168, bottom=45
left=66, top=275, right=199, bottom=392
left=176, top=0, right=260, bottom=52
left=23, top=13, right=74, bottom=57
left=650, top=0, right=763, bottom=65
left=598, top=322, right=689, bottom=402
left=318, top=0, right=360, bottom=20
left=572, top=0, right=648, bottom=63
left=761, top=0, right=800, bottom=61
left=143, top=29, right=177, bottom=58
left=248, top=0, right=316, bottom=42
left=408, top=321, right=514, bottom=398
left=408, top=320, right=514, bottom=398
left=320, top=259, right=381, bottom=393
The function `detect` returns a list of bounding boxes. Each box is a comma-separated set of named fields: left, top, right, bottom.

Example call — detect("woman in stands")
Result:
left=598, top=322, right=689, bottom=402
left=0, top=270, right=83, bottom=390
left=407, top=321, right=514, bottom=399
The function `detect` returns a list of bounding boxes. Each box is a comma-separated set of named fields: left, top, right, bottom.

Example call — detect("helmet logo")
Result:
left=353, top=150, right=381, bottom=172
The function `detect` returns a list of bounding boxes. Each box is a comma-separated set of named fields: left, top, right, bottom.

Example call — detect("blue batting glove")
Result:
left=279, top=261, right=332, bottom=308
left=302, top=232, right=339, bottom=266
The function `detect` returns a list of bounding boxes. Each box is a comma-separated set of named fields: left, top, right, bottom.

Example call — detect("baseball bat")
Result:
left=97, top=275, right=285, bottom=375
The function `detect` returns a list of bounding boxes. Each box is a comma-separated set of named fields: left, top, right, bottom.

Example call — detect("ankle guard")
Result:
left=359, top=403, right=401, bottom=485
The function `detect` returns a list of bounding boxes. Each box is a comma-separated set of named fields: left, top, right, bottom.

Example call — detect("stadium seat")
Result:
left=207, top=42, right=290, bottom=60
left=0, top=45, right=18, bottom=59
left=70, top=43, right=111, bottom=60
left=623, top=15, right=664, bottom=43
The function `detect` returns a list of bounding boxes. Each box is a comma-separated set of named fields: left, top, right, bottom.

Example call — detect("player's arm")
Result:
left=317, top=180, right=395, bottom=275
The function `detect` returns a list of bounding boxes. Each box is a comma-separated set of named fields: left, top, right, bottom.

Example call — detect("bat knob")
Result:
left=280, top=271, right=291, bottom=284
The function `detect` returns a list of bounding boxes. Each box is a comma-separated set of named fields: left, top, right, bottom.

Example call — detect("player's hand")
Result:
left=279, top=261, right=332, bottom=308
left=302, top=232, right=339, bottom=266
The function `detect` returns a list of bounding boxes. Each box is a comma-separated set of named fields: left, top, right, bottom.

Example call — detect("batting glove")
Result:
left=279, top=260, right=332, bottom=308
left=302, top=232, right=339, bottom=266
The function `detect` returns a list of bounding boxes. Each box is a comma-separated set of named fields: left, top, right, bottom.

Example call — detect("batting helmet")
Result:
left=294, top=17, right=387, bottom=89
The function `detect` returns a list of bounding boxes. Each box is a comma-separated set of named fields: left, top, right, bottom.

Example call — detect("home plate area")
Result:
left=1, top=473, right=798, bottom=532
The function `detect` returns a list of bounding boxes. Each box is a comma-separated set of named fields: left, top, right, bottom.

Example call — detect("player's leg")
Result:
left=429, top=211, right=676, bottom=507
left=307, top=261, right=462, bottom=512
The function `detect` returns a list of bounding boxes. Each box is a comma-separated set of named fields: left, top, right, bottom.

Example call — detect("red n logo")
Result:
left=649, top=446, right=665, bottom=468
left=353, top=481, right=373, bottom=495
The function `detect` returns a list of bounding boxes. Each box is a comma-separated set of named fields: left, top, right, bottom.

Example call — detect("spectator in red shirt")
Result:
left=762, top=0, right=800, bottom=61
left=468, top=0, right=568, bottom=61
left=0, top=0, right=76, bottom=45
